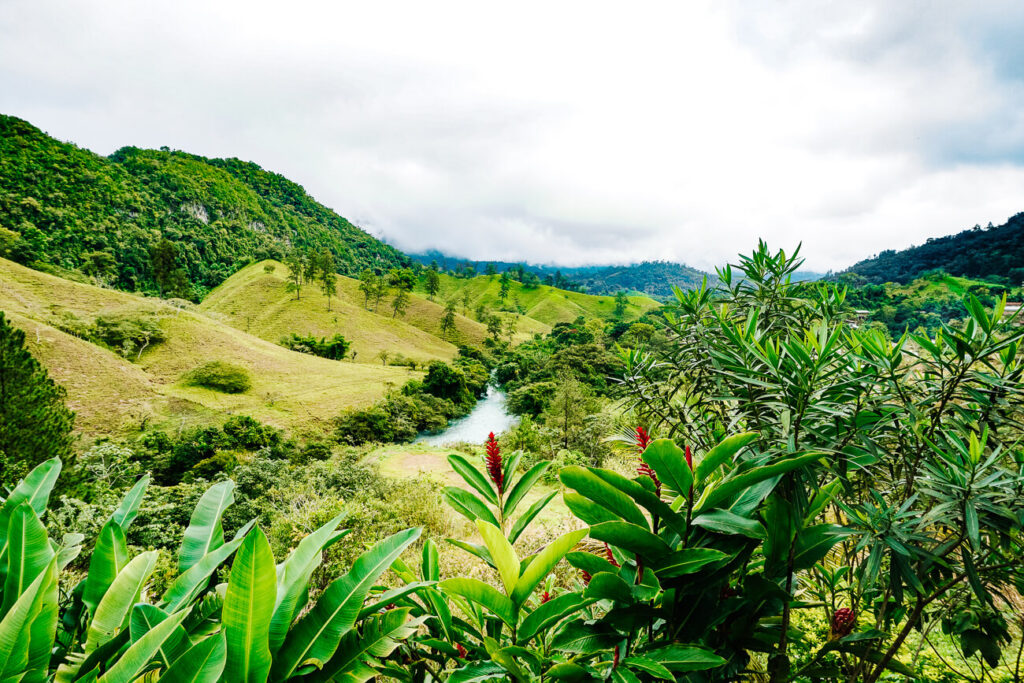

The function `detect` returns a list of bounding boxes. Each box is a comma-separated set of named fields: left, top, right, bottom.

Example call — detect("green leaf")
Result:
left=161, top=633, right=227, bottom=683
left=696, top=452, right=824, bottom=512
left=563, top=493, right=620, bottom=527
left=549, top=619, right=620, bottom=654
left=502, top=462, right=549, bottom=518
left=111, top=474, right=150, bottom=531
left=0, top=556, right=56, bottom=681
left=445, top=539, right=494, bottom=566
left=270, top=513, right=346, bottom=654
left=179, top=480, right=235, bottom=573
left=511, top=528, right=587, bottom=605
left=694, top=432, right=759, bottom=483
left=691, top=510, right=765, bottom=539
left=448, top=662, right=507, bottom=683
left=272, top=527, right=421, bottom=679
left=161, top=522, right=254, bottom=613
left=97, top=607, right=191, bottom=683
left=792, top=525, right=849, bottom=572
left=445, top=488, right=500, bottom=528
left=448, top=455, right=498, bottom=506
left=82, top=519, right=129, bottom=614
left=545, top=663, right=591, bottom=681
left=655, top=548, right=728, bottom=577
left=509, top=491, right=557, bottom=544
left=517, top=591, right=595, bottom=644
left=559, top=467, right=648, bottom=529
left=645, top=645, right=727, bottom=672
left=128, top=604, right=188, bottom=667
left=565, top=551, right=619, bottom=576
left=0, top=458, right=61, bottom=548
left=589, top=522, right=671, bottom=561
left=439, top=578, right=516, bottom=625
left=621, top=656, right=673, bottom=680
left=311, top=609, right=425, bottom=682
left=1, top=503, right=53, bottom=619
left=476, top=521, right=520, bottom=596
left=222, top=527, right=275, bottom=683
left=641, top=439, right=693, bottom=496
left=583, top=572, right=633, bottom=603
left=358, top=581, right=434, bottom=620
left=84, top=550, right=159, bottom=654
left=588, top=469, right=687, bottom=536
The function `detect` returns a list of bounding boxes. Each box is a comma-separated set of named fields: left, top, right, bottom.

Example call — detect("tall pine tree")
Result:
left=0, top=312, right=75, bottom=483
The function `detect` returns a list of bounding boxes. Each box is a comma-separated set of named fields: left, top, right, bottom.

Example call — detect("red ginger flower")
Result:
left=541, top=591, right=551, bottom=603
left=604, top=542, right=620, bottom=568
left=580, top=570, right=593, bottom=585
left=455, top=643, right=467, bottom=659
left=831, top=608, right=856, bottom=638
left=485, top=432, right=504, bottom=495
left=635, top=426, right=661, bottom=495
left=685, top=444, right=693, bottom=470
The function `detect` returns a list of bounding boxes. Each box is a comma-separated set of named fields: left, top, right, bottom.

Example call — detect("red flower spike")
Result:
left=685, top=444, right=693, bottom=470
left=604, top=542, right=620, bottom=568
left=541, top=591, right=551, bottom=604
left=580, top=570, right=593, bottom=585
left=455, top=643, right=467, bottom=659
left=635, top=426, right=661, bottom=495
left=613, top=645, right=620, bottom=669
left=831, top=608, right=856, bottom=638
left=485, top=432, right=504, bottom=495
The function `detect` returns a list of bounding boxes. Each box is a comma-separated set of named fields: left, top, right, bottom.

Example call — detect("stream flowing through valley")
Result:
left=415, top=384, right=518, bottom=446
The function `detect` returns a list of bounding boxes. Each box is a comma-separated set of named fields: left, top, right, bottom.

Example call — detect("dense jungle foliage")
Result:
left=839, top=212, right=1024, bottom=285
left=0, top=115, right=409, bottom=298
left=4, top=243, right=1024, bottom=682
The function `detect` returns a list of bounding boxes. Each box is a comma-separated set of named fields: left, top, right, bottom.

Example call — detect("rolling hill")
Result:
left=0, top=257, right=415, bottom=439
left=839, top=212, right=1024, bottom=285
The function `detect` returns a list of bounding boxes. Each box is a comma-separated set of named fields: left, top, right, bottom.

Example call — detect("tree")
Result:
left=387, top=267, right=415, bottom=291
left=499, top=272, right=511, bottom=302
left=486, top=314, right=503, bottom=340
left=302, top=250, right=317, bottom=284
left=544, top=372, right=590, bottom=451
left=474, top=302, right=487, bottom=321
left=0, top=312, right=75, bottom=483
left=284, top=250, right=304, bottom=300
left=504, top=315, right=517, bottom=342
left=614, top=290, right=629, bottom=317
left=423, top=269, right=440, bottom=300
left=485, top=262, right=497, bottom=277
left=461, top=290, right=471, bottom=314
left=316, top=248, right=337, bottom=311
left=391, top=288, right=410, bottom=318
left=149, top=239, right=190, bottom=298
left=358, top=268, right=379, bottom=309
left=440, top=300, right=457, bottom=339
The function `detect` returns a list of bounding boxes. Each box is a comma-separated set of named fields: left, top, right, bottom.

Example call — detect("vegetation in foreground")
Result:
left=2, top=243, right=1024, bottom=682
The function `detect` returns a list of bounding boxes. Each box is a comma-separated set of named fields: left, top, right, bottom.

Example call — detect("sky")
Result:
left=2, top=1, right=1023, bottom=272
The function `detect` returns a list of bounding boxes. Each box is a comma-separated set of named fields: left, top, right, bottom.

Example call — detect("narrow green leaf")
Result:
left=694, top=432, right=759, bottom=483
left=641, top=439, right=693, bottom=497
left=509, top=491, right=557, bottom=544
left=502, top=462, right=549, bottom=518
left=559, top=467, right=648, bottom=529
left=517, top=591, right=595, bottom=644
left=696, top=452, right=824, bottom=512
left=445, top=488, right=500, bottom=528
left=439, top=578, right=516, bottom=626
left=476, top=521, right=519, bottom=596
left=511, top=528, right=588, bottom=605
left=97, top=607, right=191, bottom=683
left=448, top=455, right=498, bottom=506
left=111, top=474, right=150, bottom=531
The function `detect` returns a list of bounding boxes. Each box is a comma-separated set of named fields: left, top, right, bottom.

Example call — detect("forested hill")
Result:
left=0, top=115, right=409, bottom=298
left=839, top=212, right=1024, bottom=285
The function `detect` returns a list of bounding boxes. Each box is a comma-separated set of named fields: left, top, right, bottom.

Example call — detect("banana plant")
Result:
left=0, top=459, right=428, bottom=682
left=557, top=432, right=832, bottom=680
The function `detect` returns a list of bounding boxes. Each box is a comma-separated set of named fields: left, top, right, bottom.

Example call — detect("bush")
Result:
left=281, top=332, right=350, bottom=360
left=184, top=360, right=252, bottom=393
left=93, top=309, right=166, bottom=357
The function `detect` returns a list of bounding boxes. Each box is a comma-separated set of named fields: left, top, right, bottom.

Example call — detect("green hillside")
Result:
left=434, top=272, right=660, bottom=326
left=0, top=257, right=414, bottom=438
left=839, top=212, right=1024, bottom=285
left=200, top=260, right=495, bottom=363
left=0, top=115, right=409, bottom=297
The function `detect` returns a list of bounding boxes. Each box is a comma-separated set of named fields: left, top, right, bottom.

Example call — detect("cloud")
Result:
left=1, top=0, right=1022, bottom=271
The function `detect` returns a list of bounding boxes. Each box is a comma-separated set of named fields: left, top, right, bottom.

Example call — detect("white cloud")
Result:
left=2, top=0, right=1023, bottom=271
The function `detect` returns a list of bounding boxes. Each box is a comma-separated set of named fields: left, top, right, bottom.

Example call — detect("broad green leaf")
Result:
left=83, top=520, right=129, bottom=614
left=2, top=503, right=53, bottom=619
left=655, top=549, right=728, bottom=577
left=694, top=432, right=759, bottom=483
left=589, top=469, right=687, bottom=537
left=691, top=510, right=765, bottom=539
left=272, top=527, right=420, bottom=679
left=562, top=493, right=619, bottom=527
left=476, top=521, right=519, bottom=596
left=0, top=558, right=57, bottom=680
left=517, top=591, right=595, bottom=644
left=439, top=578, right=516, bottom=625
left=448, top=662, right=507, bottom=683
left=583, top=572, right=633, bottom=603
left=445, top=488, right=500, bottom=528
left=111, top=474, right=150, bottom=531
left=641, top=439, right=693, bottom=496
left=559, top=467, right=648, bottom=529
left=549, top=619, right=620, bottom=654
left=695, top=452, right=824, bottom=512
left=502, top=462, right=549, bottom=517
left=589, top=522, right=671, bottom=561
left=793, top=525, right=849, bottom=572
left=645, top=644, right=727, bottom=672
left=270, top=514, right=346, bottom=654
left=161, top=633, right=227, bottom=683
left=511, top=528, right=587, bottom=605
left=179, top=480, right=235, bottom=573
left=509, top=491, right=557, bottom=544
left=161, top=521, right=254, bottom=613
left=565, top=551, right=619, bottom=576
left=0, top=459, right=61, bottom=548
left=97, top=607, right=190, bottom=683
left=223, top=527, right=275, bottom=683
left=545, top=662, right=590, bottom=681
left=421, top=538, right=440, bottom=582
left=311, top=608, right=425, bottom=682
left=84, top=551, right=159, bottom=654
left=357, top=582, right=434, bottom=620
left=129, top=604, right=188, bottom=667
left=622, top=656, right=673, bottom=680
left=448, top=455, right=498, bottom=506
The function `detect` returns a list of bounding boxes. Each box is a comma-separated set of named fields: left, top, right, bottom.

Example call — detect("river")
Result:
left=415, top=384, right=519, bottom=446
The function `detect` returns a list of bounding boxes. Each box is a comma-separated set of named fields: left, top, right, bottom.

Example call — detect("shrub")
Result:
left=263, top=263, right=275, bottom=274
left=93, top=308, right=166, bottom=358
left=281, top=332, right=350, bottom=360
left=183, top=360, right=252, bottom=393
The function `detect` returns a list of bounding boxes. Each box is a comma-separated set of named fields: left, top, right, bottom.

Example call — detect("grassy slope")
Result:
left=0, top=257, right=414, bottom=438
left=434, top=273, right=660, bottom=326
left=200, top=260, right=491, bottom=363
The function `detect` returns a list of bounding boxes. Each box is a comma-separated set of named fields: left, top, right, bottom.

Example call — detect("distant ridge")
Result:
left=838, top=213, right=1024, bottom=285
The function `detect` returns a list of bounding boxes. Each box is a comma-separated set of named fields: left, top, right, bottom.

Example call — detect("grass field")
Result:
left=0, top=257, right=415, bottom=439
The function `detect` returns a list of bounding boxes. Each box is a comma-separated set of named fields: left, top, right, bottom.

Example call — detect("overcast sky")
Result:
left=2, top=1, right=1023, bottom=272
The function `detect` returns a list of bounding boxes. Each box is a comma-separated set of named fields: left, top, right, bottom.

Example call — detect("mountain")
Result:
left=838, top=213, right=1024, bottom=285
left=0, top=115, right=409, bottom=298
